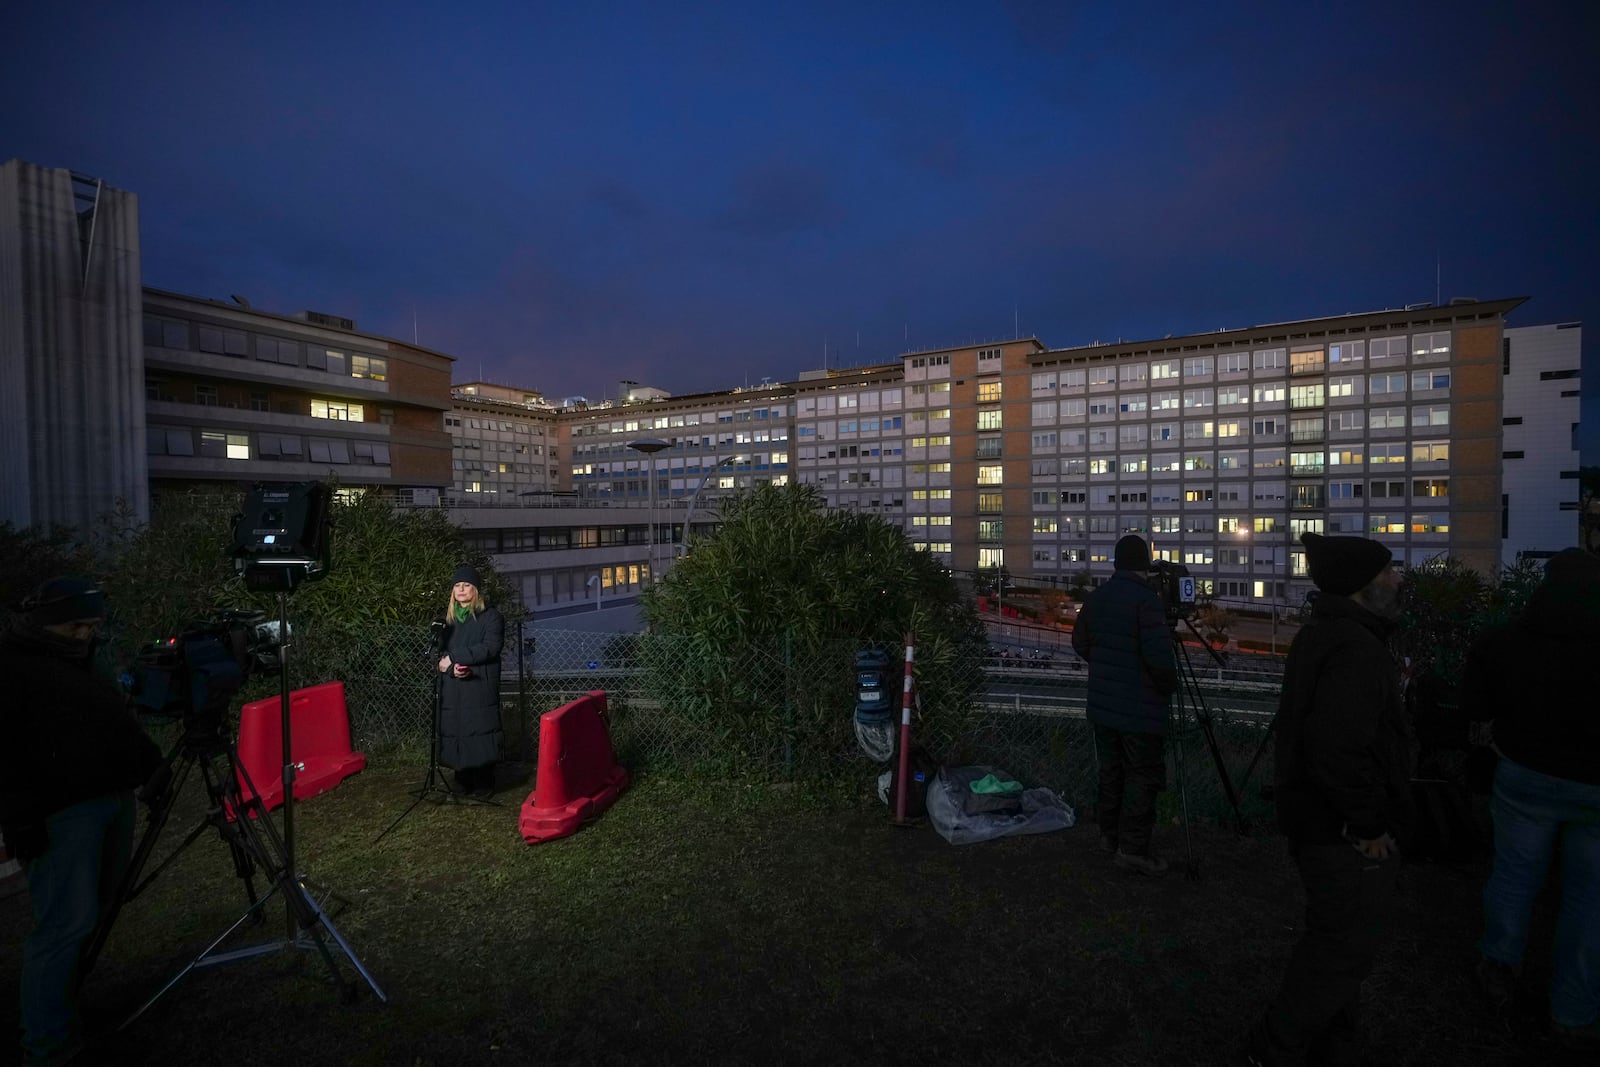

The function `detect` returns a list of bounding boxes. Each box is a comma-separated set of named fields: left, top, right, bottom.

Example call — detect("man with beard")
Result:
left=1242, top=534, right=1413, bottom=1066
left=0, top=577, right=165, bottom=1065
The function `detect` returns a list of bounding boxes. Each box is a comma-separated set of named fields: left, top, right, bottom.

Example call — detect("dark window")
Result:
left=1539, top=369, right=1579, bottom=380
left=1502, top=417, right=1522, bottom=425
left=1503, top=451, right=1524, bottom=459
left=1502, top=339, right=1510, bottom=375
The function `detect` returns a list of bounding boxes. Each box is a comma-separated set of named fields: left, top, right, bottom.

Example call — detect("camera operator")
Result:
left=437, top=565, right=504, bottom=798
left=1070, top=534, right=1178, bottom=876
left=0, top=577, right=165, bottom=1065
left=1242, top=534, right=1411, bottom=1066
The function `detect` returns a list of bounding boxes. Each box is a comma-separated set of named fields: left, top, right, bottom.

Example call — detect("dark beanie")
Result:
left=25, top=576, right=106, bottom=626
left=1301, top=533, right=1392, bottom=596
left=1113, top=534, right=1151, bottom=572
left=450, top=564, right=483, bottom=589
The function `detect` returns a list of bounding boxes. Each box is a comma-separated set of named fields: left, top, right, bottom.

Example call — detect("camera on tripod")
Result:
left=1149, top=560, right=1198, bottom=623
left=124, top=610, right=285, bottom=734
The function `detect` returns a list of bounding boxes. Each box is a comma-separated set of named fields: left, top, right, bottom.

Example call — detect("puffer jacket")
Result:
left=0, top=616, right=165, bottom=838
left=1070, top=570, right=1178, bottom=735
left=1273, top=593, right=1414, bottom=844
left=1461, top=549, right=1600, bottom=785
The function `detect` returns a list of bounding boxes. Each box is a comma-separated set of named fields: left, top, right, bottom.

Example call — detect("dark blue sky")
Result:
left=4, top=1, right=1594, bottom=458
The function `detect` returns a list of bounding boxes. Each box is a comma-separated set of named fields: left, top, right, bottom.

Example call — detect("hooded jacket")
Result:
left=1461, top=552, right=1600, bottom=785
left=1273, top=593, right=1415, bottom=844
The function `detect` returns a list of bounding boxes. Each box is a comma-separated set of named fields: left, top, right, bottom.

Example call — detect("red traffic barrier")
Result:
left=235, top=680, right=366, bottom=815
left=519, top=690, right=629, bottom=844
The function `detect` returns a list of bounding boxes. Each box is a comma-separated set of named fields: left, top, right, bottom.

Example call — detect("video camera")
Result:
left=1149, top=560, right=1198, bottom=623
left=124, top=610, right=285, bottom=734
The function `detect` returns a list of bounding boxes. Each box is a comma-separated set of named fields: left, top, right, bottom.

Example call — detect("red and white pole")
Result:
left=894, top=633, right=915, bottom=824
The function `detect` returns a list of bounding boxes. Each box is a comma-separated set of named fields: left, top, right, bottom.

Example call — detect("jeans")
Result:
left=1479, top=755, right=1600, bottom=1028
left=1092, top=724, right=1165, bottom=855
left=20, top=792, right=135, bottom=1063
left=1255, top=842, right=1400, bottom=1065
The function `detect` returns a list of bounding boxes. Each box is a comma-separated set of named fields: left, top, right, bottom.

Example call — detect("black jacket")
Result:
left=1461, top=560, right=1600, bottom=785
left=1273, top=593, right=1414, bottom=844
left=1071, top=570, right=1178, bottom=735
left=438, top=606, right=504, bottom=769
left=0, top=617, right=165, bottom=838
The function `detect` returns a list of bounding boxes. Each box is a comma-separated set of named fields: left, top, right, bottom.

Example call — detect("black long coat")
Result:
left=438, top=606, right=504, bottom=769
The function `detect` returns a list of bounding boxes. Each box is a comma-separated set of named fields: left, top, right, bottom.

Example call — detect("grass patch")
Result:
left=0, top=756, right=1576, bottom=1065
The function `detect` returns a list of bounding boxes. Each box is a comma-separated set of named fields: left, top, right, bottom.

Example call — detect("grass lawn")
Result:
left=0, top=755, right=1576, bottom=1066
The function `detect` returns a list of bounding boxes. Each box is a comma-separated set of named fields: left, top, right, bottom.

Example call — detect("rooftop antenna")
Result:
left=1435, top=253, right=1440, bottom=306
left=1014, top=302, right=1019, bottom=339
left=412, top=309, right=419, bottom=345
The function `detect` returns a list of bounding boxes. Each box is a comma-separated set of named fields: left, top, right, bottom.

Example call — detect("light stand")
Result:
left=95, top=564, right=385, bottom=1030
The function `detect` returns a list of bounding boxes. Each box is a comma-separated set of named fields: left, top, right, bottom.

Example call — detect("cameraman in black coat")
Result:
left=1244, top=534, right=1413, bottom=1066
left=437, top=565, right=504, bottom=797
left=1071, top=534, right=1178, bottom=876
left=0, top=577, right=164, bottom=1065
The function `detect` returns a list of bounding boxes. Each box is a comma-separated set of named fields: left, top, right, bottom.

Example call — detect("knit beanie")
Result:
left=1113, top=534, right=1151, bottom=572
left=1301, top=533, right=1392, bottom=596
left=24, top=576, right=106, bottom=626
left=450, top=564, right=483, bottom=590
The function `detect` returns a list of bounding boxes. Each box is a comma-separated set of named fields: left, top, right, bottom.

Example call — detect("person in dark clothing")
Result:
left=1243, top=534, right=1413, bottom=1067
left=1070, top=534, right=1178, bottom=876
left=437, top=565, right=504, bottom=798
left=0, top=577, right=166, bottom=1066
left=1462, top=547, right=1600, bottom=1051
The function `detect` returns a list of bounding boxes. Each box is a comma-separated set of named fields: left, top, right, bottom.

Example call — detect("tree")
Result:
left=0, top=521, right=99, bottom=610
left=639, top=482, right=987, bottom=775
left=100, top=486, right=520, bottom=693
left=1580, top=466, right=1600, bottom=553
left=1391, top=555, right=1542, bottom=749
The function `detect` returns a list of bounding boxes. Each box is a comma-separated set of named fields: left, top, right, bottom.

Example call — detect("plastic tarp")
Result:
left=926, top=765, right=1076, bottom=845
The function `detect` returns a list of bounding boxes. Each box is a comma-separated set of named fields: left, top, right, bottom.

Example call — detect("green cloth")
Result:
left=969, top=773, right=1024, bottom=796
left=454, top=604, right=472, bottom=623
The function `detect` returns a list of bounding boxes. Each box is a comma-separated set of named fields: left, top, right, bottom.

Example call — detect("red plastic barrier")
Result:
left=235, top=681, right=366, bottom=814
left=519, top=690, right=629, bottom=844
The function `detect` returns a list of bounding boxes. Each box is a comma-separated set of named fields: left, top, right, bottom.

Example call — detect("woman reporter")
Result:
left=436, top=565, right=503, bottom=797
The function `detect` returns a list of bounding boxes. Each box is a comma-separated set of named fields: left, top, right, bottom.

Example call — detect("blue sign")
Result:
left=1179, top=576, right=1196, bottom=603
left=586, top=660, right=599, bottom=670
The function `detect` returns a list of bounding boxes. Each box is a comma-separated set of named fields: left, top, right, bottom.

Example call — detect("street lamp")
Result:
left=587, top=574, right=601, bottom=612
left=678, top=454, right=745, bottom=559
left=628, top=438, right=669, bottom=583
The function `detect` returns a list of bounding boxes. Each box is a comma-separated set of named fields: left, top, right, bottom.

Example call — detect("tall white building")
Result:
left=1500, top=322, right=1583, bottom=563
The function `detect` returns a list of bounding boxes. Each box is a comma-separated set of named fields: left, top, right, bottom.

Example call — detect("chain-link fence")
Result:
left=258, top=620, right=1282, bottom=824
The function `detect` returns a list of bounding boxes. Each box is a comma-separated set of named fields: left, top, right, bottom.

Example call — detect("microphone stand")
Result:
left=375, top=619, right=486, bottom=842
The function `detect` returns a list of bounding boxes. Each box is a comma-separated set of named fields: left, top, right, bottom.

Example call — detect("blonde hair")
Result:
left=444, top=585, right=486, bottom=618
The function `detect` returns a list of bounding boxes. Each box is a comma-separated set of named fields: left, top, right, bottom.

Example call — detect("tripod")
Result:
left=1168, top=614, right=1246, bottom=879
left=83, top=588, right=385, bottom=1026
left=375, top=621, right=496, bottom=844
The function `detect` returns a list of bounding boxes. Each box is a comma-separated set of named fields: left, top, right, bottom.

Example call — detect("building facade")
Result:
left=1500, top=322, right=1583, bottom=563
left=1, top=160, right=147, bottom=530
left=141, top=289, right=455, bottom=496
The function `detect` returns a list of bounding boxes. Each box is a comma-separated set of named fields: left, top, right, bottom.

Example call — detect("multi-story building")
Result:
left=446, top=382, right=560, bottom=502
left=1499, top=322, right=1583, bottom=563
left=2, top=160, right=147, bottom=530
left=142, top=288, right=454, bottom=496
left=8, top=159, right=1577, bottom=622
left=779, top=300, right=1529, bottom=612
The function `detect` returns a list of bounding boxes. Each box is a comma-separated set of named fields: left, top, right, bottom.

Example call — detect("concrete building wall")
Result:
left=1, top=160, right=147, bottom=530
left=1501, top=322, right=1583, bottom=563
